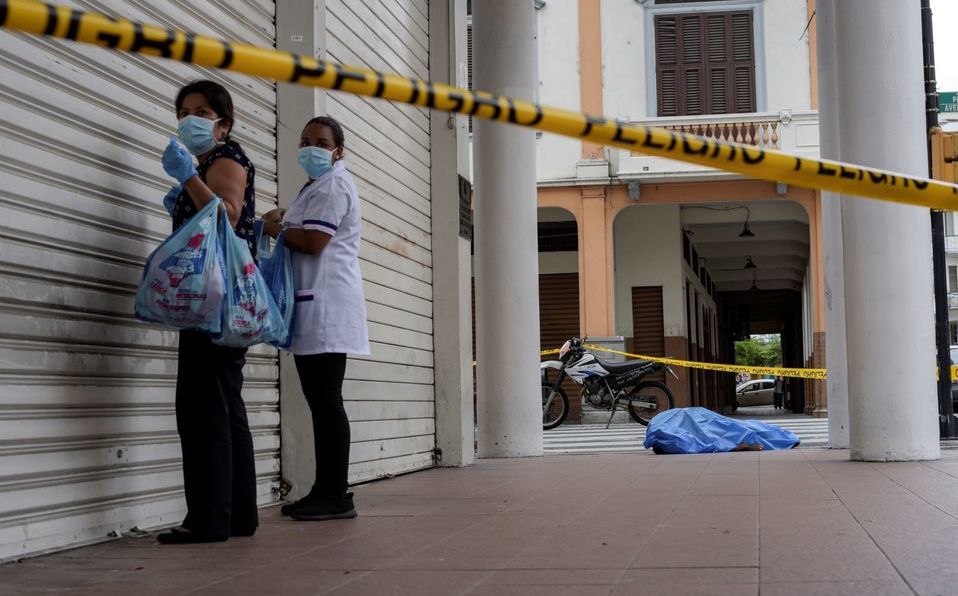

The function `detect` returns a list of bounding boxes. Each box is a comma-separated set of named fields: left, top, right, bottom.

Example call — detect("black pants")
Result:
left=294, top=353, right=350, bottom=498
left=175, top=330, right=258, bottom=539
left=774, top=391, right=784, bottom=409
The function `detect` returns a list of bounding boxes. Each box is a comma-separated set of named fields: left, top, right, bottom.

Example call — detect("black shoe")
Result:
left=280, top=492, right=320, bottom=516
left=291, top=492, right=356, bottom=521
left=156, top=528, right=227, bottom=544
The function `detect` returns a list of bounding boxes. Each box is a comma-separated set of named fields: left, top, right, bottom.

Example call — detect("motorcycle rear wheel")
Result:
left=625, top=381, right=674, bottom=426
left=542, top=384, right=569, bottom=430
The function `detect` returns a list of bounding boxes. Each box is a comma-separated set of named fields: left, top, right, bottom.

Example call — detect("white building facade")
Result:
left=525, top=0, right=826, bottom=415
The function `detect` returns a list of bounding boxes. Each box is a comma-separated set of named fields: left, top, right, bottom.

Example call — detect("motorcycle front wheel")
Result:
left=542, top=384, right=569, bottom=430
left=625, top=381, right=674, bottom=426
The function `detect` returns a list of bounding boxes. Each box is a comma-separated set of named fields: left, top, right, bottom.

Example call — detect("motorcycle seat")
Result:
left=594, top=356, right=655, bottom=374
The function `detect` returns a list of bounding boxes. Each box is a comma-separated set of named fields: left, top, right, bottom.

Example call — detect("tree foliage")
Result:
left=735, top=337, right=781, bottom=367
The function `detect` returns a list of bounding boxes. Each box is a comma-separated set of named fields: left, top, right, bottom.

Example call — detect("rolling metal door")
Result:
left=0, top=0, right=278, bottom=560
left=325, top=0, right=436, bottom=481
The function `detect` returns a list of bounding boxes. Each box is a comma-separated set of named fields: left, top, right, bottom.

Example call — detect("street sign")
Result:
left=941, top=92, right=958, bottom=113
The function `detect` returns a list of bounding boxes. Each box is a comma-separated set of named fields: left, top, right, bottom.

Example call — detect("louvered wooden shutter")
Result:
left=655, top=15, right=679, bottom=116
left=632, top=287, right=666, bottom=381
left=656, top=10, right=755, bottom=116
left=730, top=12, right=755, bottom=112
left=540, top=273, right=582, bottom=420
left=706, top=14, right=728, bottom=114
left=540, top=274, right=580, bottom=352
left=680, top=15, right=704, bottom=115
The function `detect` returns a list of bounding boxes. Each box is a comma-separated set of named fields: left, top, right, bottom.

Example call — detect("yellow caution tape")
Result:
left=939, top=364, right=958, bottom=383
left=2, top=2, right=952, bottom=391
left=2, top=0, right=958, bottom=209
left=582, top=344, right=827, bottom=380
left=493, top=345, right=958, bottom=383
left=472, top=347, right=560, bottom=367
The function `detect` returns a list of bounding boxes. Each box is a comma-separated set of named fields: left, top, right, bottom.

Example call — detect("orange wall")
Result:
left=578, top=0, right=604, bottom=160
left=808, top=0, right=818, bottom=110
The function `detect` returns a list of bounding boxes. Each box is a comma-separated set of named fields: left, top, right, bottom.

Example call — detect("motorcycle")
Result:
left=541, top=337, right=677, bottom=430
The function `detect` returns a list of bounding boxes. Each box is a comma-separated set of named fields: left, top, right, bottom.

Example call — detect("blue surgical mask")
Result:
left=177, top=115, right=221, bottom=156
left=298, top=146, right=335, bottom=179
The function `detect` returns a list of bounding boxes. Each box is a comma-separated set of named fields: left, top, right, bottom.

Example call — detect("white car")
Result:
left=736, top=378, right=775, bottom=408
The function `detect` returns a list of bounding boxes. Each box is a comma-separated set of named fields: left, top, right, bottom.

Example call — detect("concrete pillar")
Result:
left=431, top=0, right=474, bottom=467
left=275, top=0, right=327, bottom=499
left=473, top=0, right=542, bottom=457
left=816, top=0, right=849, bottom=447
left=834, top=0, right=940, bottom=460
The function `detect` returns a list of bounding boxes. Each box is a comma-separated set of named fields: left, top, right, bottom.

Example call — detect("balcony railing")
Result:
left=611, top=111, right=820, bottom=181
left=644, top=119, right=782, bottom=150
left=946, top=235, right=958, bottom=255
left=950, top=292, right=958, bottom=311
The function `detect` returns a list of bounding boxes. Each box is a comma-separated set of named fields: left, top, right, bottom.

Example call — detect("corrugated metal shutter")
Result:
left=325, top=0, right=435, bottom=481
left=632, top=286, right=666, bottom=382
left=539, top=274, right=580, bottom=420
left=0, top=0, right=278, bottom=560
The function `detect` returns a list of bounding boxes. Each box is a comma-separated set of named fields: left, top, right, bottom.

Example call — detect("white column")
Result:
left=473, top=0, right=543, bottom=457
left=431, top=0, right=474, bottom=467
left=834, top=0, right=940, bottom=461
left=275, top=0, right=328, bottom=499
left=816, top=0, right=849, bottom=448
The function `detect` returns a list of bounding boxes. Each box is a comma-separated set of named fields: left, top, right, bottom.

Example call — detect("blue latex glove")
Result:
left=161, top=136, right=198, bottom=184
left=162, top=184, right=183, bottom=216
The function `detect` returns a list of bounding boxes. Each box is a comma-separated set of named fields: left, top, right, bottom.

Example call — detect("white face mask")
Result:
left=177, top=115, right=222, bottom=155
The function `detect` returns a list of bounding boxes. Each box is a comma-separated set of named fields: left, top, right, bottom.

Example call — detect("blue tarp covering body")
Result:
left=643, top=407, right=800, bottom=454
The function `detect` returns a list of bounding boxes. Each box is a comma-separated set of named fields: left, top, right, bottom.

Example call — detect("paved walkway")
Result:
left=2, top=448, right=958, bottom=595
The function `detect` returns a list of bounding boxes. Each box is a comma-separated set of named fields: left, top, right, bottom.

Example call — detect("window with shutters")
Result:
left=655, top=11, right=756, bottom=117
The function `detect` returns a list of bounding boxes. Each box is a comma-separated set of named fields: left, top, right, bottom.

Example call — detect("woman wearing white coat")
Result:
left=261, top=116, right=369, bottom=520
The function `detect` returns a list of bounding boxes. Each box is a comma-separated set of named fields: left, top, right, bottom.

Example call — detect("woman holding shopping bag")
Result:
left=157, top=80, right=259, bottom=544
left=260, top=115, right=370, bottom=521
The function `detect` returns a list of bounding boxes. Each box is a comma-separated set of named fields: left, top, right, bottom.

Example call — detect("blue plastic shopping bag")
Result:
left=135, top=198, right=224, bottom=332
left=214, top=215, right=286, bottom=347
left=253, top=222, right=294, bottom=348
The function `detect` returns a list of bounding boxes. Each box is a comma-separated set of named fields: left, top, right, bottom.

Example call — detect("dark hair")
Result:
left=305, top=116, right=345, bottom=148
left=175, top=79, right=235, bottom=137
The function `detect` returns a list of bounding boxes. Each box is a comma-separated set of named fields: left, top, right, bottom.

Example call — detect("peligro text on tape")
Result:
left=2, top=0, right=958, bottom=209
left=582, top=344, right=828, bottom=381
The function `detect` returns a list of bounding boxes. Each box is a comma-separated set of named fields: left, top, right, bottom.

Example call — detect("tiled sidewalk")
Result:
left=3, top=449, right=958, bottom=595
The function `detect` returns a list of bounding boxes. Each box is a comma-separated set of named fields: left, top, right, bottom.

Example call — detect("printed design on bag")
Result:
left=157, top=232, right=208, bottom=291
left=227, top=259, right=271, bottom=336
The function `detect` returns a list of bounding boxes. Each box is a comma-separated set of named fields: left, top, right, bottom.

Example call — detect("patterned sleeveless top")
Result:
left=171, top=140, right=257, bottom=258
